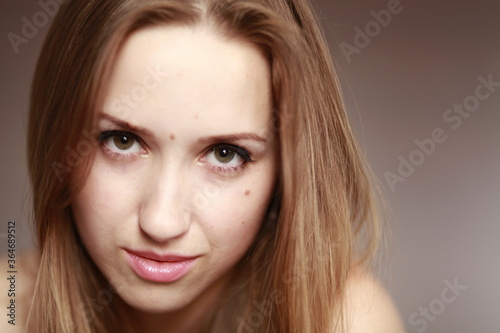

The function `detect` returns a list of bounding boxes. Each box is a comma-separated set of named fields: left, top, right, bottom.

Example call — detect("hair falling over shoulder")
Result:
left=27, top=0, right=382, bottom=332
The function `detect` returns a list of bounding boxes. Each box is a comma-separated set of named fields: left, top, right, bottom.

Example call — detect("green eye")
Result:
left=98, top=130, right=145, bottom=160
left=214, top=147, right=236, bottom=163
left=113, top=134, right=135, bottom=150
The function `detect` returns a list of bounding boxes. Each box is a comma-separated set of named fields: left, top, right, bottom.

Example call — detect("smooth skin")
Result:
left=73, top=25, right=278, bottom=333
left=2, top=25, right=404, bottom=333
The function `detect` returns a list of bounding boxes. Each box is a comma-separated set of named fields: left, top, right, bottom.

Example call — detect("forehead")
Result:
left=102, top=25, right=273, bottom=139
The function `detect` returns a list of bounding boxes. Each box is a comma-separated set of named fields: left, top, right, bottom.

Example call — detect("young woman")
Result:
left=14, top=0, right=403, bottom=332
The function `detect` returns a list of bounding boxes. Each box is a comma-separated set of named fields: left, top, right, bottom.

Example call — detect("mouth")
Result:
left=124, top=249, right=199, bottom=283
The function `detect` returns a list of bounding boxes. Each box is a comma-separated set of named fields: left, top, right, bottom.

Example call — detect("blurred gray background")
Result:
left=1, top=1, right=499, bottom=332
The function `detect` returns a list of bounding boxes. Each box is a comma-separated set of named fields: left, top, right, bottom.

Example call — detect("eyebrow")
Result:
left=197, top=133, right=268, bottom=144
left=98, top=112, right=268, bottom=144
left=98, top=113, right=155, bottom=138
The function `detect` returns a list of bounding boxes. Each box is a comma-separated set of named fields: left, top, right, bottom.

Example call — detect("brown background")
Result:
left=1, top=1, right=499, bottom=332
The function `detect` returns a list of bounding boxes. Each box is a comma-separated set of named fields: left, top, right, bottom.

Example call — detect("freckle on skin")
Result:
left=170, top=134, right=175, bottom=140
left=244, top=190, right=250, bottom=196
left=194, top=114, right=199, bottom=119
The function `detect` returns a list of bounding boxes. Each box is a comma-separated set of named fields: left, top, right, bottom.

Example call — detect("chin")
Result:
left=118, top=287, right=194, bottom=313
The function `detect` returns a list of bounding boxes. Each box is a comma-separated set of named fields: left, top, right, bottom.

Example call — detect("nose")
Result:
left=138, top=164, right=191, bottom=243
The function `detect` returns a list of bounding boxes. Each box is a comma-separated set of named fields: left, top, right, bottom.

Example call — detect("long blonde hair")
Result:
left=27, top=0, right=381, bottom=332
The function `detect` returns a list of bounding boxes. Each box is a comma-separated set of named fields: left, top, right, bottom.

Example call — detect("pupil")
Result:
left=120, top=136, right=129, bottom=144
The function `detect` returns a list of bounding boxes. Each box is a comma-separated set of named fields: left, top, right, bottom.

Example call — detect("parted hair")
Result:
left=27, top=0, right=381, bottom=332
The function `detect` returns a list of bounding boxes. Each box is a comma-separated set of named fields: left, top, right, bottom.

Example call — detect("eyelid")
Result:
left=99, top=130, right=147, bottom=147
left=99, top=130, right=137, bottom=142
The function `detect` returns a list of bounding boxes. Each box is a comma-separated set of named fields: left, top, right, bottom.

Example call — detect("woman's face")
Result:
left=72, top=25, right=277, bottom=313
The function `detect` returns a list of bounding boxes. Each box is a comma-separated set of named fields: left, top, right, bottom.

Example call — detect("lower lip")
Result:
left=125, top=251, right=197, bottom=283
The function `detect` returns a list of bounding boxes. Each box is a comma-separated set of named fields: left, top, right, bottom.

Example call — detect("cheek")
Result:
left=72, top=152, right=277, bottom=256
left=71, top=160, right=140, bottom=249
left=197, top=170, right=276, bottom=254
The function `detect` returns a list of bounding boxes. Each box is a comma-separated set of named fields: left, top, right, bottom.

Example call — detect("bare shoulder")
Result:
left=0, top=248, right=40, bottom=333
left=344, top=267, right=405, bottom=333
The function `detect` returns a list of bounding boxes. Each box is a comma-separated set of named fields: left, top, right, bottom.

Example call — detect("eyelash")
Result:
left=98, top=130, right=146, bottom=161
left=97, top=130, right=255, bottom=175
left=201, top=144, right=255, bottom=175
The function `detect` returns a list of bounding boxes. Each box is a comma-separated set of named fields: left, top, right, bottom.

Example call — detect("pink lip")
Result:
left=125, top=249, right=198, bottom=283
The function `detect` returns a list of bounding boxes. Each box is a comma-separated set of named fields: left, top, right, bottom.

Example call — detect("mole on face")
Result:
left=170, top=133, right=176, bottom=140
left=244, top=190, right=250, bottom=196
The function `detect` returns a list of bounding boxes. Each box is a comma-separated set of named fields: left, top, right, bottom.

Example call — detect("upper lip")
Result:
left=125, top=248, right=200, bottom=262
